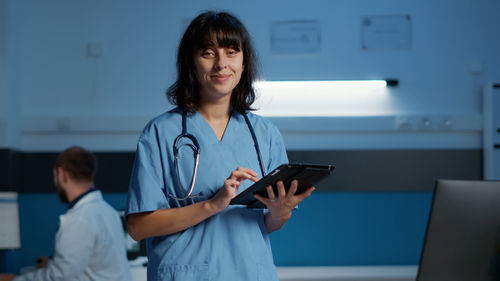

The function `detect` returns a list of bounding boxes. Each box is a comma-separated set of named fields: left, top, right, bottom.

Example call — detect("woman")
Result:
left=126, top=11, right=315, bottom=281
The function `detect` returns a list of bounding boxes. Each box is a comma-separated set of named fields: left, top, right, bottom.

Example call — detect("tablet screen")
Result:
left=230, top=163, right=334, bottom=208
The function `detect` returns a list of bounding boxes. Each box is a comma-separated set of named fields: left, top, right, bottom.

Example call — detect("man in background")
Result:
left=0, top=146, right=132, bottom=281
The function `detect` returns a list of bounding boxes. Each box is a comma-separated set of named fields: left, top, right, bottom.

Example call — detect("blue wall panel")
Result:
left=2, top=192, right=433, bottom=274
left=270, top=192, right=433, bottom=266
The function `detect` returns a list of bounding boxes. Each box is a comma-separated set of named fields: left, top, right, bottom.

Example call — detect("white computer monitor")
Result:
left=417, top=180, right=500, bottom=281
left=0, top=192, right=21, bottom=249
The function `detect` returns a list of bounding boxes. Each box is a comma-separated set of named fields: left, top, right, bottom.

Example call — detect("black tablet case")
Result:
left=230, top=163, right=334, bottom=208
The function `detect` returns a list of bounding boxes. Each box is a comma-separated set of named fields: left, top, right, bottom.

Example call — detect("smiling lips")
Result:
left=211, top=74, right=231, bottom=82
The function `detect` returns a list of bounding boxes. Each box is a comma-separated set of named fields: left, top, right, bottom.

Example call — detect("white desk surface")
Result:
left=129, top=258, right=418, bottom=281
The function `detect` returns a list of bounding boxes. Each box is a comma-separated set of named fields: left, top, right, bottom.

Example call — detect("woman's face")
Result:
left=193, top=44, right=244, bottom=102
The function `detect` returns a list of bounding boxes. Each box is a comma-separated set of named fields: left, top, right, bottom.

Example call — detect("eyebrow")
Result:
left=198, top=44, right=241, bottom=51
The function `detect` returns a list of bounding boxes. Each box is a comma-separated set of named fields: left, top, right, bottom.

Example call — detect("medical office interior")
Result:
left=1, top=0, right=500, bottom=280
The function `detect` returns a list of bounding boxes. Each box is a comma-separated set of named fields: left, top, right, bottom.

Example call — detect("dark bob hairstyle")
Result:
left=166, top=11, right=259, bottom=114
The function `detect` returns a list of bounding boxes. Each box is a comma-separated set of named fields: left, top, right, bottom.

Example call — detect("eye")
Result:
left=227, top=49, right=239, bottom=56
left=201, top=49, right=215, bottom=57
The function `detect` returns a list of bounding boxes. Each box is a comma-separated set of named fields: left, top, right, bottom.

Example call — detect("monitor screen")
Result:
left=417, top=180, right=500, bottom=281
left=0, top=192, right=21, bottom=249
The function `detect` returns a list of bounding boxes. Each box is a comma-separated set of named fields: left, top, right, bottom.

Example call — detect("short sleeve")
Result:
left=126, top=125, right=170, bottom=216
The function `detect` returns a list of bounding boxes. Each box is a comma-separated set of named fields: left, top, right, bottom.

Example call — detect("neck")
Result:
left=196, top=97, right=233, bottom=141
left=66, top=181, right=94, bottom=203
left=196, top=102, right=232, bottom=123
left=197, top=87, right=233, bottom=120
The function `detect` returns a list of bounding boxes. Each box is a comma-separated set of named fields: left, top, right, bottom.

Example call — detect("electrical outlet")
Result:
left=396, top=116, right=415, bottom=131
left=439, top=117, right=453, bottom=130
left=418, top=117, right=434, bottom=131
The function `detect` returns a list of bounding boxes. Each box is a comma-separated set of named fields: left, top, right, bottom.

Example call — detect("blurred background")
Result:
left=0, top=0, right=499, bottom=279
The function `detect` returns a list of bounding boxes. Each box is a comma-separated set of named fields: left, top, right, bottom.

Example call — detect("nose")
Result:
left=214, top=55, right=227, bottom=70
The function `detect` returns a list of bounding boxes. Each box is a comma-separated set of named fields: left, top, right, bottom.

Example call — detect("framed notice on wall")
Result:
left=270, top=20, right=321, bottom=54
left=361, top=15, right=411, bottom=50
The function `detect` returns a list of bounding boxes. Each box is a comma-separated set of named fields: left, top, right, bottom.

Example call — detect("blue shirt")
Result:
left=126, top=108, right=288, bottom=281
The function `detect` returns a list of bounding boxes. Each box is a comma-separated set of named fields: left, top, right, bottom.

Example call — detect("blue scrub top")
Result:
left=126, top=107, right=288, bottom=281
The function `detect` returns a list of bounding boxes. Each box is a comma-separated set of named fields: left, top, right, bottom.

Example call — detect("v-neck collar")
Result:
left=191, top=110, right=239, bottom=144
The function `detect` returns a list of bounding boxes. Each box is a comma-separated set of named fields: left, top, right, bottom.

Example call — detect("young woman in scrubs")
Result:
left=126, top=11, right=315, bottom=281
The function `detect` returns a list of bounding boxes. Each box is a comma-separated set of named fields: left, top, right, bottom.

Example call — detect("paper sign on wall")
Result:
left=361, top=15, right=411, bottom=50
left=271, top=21, right=321, bottom=54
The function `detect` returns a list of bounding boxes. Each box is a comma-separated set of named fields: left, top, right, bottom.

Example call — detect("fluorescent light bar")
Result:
left=253, top=80, right=390, bottom=89
left=252, top=79, right=394, bottom=116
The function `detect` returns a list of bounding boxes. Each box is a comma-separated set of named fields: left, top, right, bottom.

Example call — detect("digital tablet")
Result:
left=229, top=163, right=335, bottom=209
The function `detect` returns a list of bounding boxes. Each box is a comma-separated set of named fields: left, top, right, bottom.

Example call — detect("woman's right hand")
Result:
left=128, top=167, right=260, bottom=240
left=209, top=167, right=259, bottom=212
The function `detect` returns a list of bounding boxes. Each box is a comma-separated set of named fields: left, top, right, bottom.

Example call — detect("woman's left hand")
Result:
left=254, top=179, right=315, bottom=233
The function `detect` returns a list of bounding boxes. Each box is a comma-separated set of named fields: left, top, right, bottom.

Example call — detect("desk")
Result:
left=129, top=260, right=418, bottom=281
left=276, top=266, right=417, bottom=281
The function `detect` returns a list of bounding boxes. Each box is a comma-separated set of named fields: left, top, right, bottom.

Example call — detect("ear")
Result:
left=57, top=167, right=69, bottom=183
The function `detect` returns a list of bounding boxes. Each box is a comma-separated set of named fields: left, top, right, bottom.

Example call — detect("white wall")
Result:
left=0, top=0, right=21, bottom=148
left=3, top=0, right=499, bottom=151
left=0, top=0, right=8, bottom=146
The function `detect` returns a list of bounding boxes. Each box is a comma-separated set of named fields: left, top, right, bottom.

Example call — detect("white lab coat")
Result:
left=14, top=190, right=132, bottom=281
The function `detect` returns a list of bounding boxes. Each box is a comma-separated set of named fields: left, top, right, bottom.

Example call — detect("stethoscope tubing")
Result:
left=169, top=110, right=265, bottom=201
left=244, top=113, right=266, bottom=177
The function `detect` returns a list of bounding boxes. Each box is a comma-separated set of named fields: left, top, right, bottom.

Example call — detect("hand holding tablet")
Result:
left=230, top=163, right=335, bottom=209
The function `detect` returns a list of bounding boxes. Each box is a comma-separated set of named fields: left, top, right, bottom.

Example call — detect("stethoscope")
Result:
left=169, top=110, right=266, bottom=201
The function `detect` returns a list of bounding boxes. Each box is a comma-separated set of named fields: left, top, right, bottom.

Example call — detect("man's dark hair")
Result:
left=54, top=146, right=97, bottom=182
left=166, top=10, right=259, bottom=114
